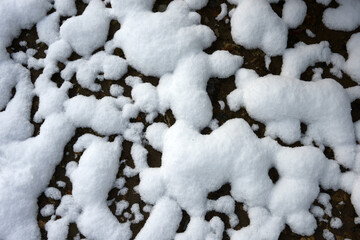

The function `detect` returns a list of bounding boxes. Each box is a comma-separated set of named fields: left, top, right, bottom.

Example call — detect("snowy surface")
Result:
left=230, top=0, right=288, bottom=56
left=322, top=0, right=360, bottom=31
left=0, top=0, right=359, bottom=240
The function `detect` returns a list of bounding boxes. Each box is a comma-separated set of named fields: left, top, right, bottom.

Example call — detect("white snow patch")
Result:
left=61, top=51, right=127, bottom=91
left=216, top=3, right=228, bottom=21
left=135, top=197, right=182, bottom=240
left=323, top=0, right=360, bottom=31
left=306, top=29, right=316, bottom=38
left=60, top=0, right=110, bottom=56
left=113, top=0, right=216, bottom=77
left=281, top=41, right=331, bottom=79
left=45, top=187, right=62, bottom=200
left=230, top=0, right=288, bottom=56
left=316, top=0, right=331, bottom=5
left=40, top=204, right=55, bottom=217
left=69, top=135, right=132, bottom=240
left=330, top=217, right=343, bottom=229
left=54, top=0, right=76, bottom=17
left=343, top=33, right=360, bottom=84
left=36, top=12, right=60, bottom=46
left=282, top=0, right=307, bottom=29
left=228, top=73, right=356, bottom=169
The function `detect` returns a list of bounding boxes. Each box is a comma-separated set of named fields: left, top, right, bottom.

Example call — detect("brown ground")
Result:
left=5, top=0, right=360, bottom=239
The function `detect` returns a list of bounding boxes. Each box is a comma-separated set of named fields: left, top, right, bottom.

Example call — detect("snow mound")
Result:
left=230, top=0, right=288, bottom=56
left=323, top=0, right=360, bottom=31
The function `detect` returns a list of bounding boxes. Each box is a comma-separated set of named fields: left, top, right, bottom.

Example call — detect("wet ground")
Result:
left=5, top=0, right=360, bottom=239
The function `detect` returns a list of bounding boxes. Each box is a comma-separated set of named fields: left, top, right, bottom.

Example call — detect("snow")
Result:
left=64, top=95, right=133, bottom=135
left=44, top=187, right=62, bottom=200
left=40, top=204, right=55, bottom=217
left=145, top=123, right=168, bottom=152
left=176, top=216, right=224, bottom=240
left=230, top=0, right=288, bottom=56
left=131, top=204, right=144, bottom=224
left=346, top=86, right=360, bottom=102
left=0, top=114, right=74, bottom=240
left=228, top=72, right=356, bottom=168
left=68, top=135, right=132, bottom=240
left=229, top=207, right=284, bottom=240
left=316, top=0, right=331, bottom=5
left=113, top=0, right=216, bottom=77
left=323, top=229, right=335, bottom=240
left=131, top=82, right=159, bottom=119
left=356, top=121, right=360, bottom=142
left=207, top=196, right=239, bottom=227
left=185, top=0, right=209, bottom=10
left=124, top=143, right=149, bottom=177
left=282, top=0, right=307, bottom=29
left=1, top=0, right=360, bottom=239
left=343, top=33, right=360, bottom=84
left=323, top=0, right=360, bottom=31
left=312, top=68, right=323, bottom=81
left=60, top=0, right=110, bottom=56
left=0, top=66, right=34, bottom=144
left=311, top=205, right=325, bottom=219
left=19, top=41, right=27, bottom=47
left=281, top=41, right=331, bottom=79
left=56, top=181, right=66, bottom=188
left=118, top=187, right=128, bottom=196
left=318, top=193, right=333, bottom=216
left=331, top=53, right=345, bottom=78
left=218, top=100, right=225, bottom=110
left=114, top=177, right=126, bottom=189
left=306, top=29, right=315, bottom=38
left=216, top=3, right=228, bottom=21
left=54, top=0, right=77, bottom=17
left=330, top=217, right=343, bottom=229
left=36, top=12, right=60, bottom=46
left=0, top=0, right=50, bottom=60
left=116, top=200, right=129, bottom=216
left=135, top=197, right=182, bottom=240
left=61, top=51, right=127, bottom=91
left=140, top=117, right=344, bottom=238
left=46, top=217, right=69, bottom=240
left=157, top=52, right=242, bottom=130
left=110, top=84, right=124, bottom=97
left=265, top=55, right=271, bottom=69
